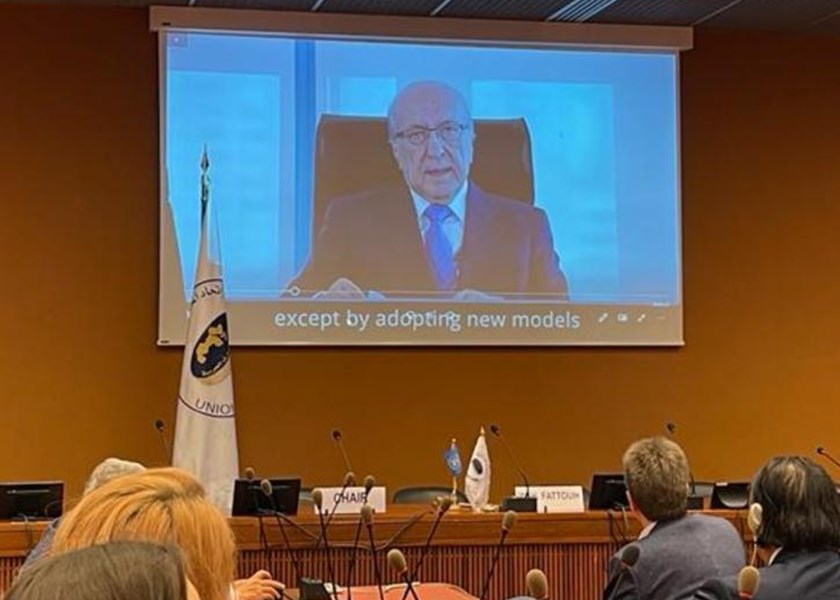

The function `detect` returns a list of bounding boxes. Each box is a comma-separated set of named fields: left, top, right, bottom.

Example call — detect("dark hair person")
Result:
left=694, top=456, right=840, bottom=600
left=6, top=541, right=192, bottom=600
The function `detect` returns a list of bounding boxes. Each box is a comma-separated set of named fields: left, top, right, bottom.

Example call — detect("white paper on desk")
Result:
left=314, top=486, right=387, bottom=515
left=514, top=485, right=585, bottom=513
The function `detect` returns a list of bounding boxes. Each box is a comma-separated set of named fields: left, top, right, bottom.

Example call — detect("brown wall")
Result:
left=2, top=4, right=840, bottom=503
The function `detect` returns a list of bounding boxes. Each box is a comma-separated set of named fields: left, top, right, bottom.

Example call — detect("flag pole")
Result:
left=450, top=438, right=460, bottom=510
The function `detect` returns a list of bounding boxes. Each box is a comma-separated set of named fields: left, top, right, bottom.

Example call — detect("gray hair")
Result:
left=83, top=457, right=145, bottom=495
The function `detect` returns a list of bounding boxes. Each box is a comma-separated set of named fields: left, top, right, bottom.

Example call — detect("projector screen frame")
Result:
left=149, top=7, right=693, bottom=53
left=153, top=7, right=689, bottom=347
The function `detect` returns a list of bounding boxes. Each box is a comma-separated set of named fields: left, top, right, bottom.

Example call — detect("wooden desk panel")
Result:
left=0, top=509, right=750, bottom=600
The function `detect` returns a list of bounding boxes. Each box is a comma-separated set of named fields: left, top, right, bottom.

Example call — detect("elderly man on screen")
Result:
left=289, top=80, right=568, bottom=300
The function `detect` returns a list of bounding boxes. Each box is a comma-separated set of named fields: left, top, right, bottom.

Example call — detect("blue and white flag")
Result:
left=172, top=148, right=239, bottom=513
left=465, top=427, right=491, bottom=510
left=444, top=439, right=462, bottom=477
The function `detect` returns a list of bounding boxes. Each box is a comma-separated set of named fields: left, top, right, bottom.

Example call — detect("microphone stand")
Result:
left=491, top=425, right=537, bottom=512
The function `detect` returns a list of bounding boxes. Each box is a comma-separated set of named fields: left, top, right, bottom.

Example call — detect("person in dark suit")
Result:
left=290, top=81, right=568, bottom=299
left=603, top=438, right=745, bottom=600
left=693, top=456, right=840, bottom=600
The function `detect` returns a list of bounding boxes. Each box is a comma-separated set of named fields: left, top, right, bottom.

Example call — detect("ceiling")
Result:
left=5, top=0, right=840, bottom=36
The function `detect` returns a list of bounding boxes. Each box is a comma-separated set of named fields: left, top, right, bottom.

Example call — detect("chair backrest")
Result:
left=312, top=115, right=534, bottom=237
left=392, top=486, right=467, bottom=505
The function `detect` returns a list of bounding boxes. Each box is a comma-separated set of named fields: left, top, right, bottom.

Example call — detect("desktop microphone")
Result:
left=312, top=489, right=339, bottom=600
left=363, top=475, right=376, bottom=497
left=387, top=549, right=420, bottom=600
left=260, top=479, right=304, bottom=585
left=663, top=420, right=701, bottom=507
left=816, top=446, right=840, bottom=470
left=324, top=471, right=356, bottom=529
left=244, top=467, right=269, bottom=566
left=737, top=565, right=760, bottom=599
left=479, top=511, right=517, bottom=600
left=525, top=569, right=548, bottom=600
left=490, top=424, right=536, bottom=512
left=346, top=475, right=377, bottom=600
left=409, top=496, right=453, bottom=580
left=605, top=544, right=640, bottom=600
left=400, top=496, right=453, bottom=600
left=153, top=419, right=171, bottom=464
left=244, top=467, right=258, bottom=513
left=332, top=429, right=355, bottom=473
left=361, top=504, right=385, bottom=600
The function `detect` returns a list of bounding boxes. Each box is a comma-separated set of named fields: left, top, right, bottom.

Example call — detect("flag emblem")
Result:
left=190, top=311, right=230, bottom=382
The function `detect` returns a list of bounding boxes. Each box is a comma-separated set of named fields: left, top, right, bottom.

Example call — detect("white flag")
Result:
left=465, top=427, right=491, bottom=511
left=173, top=149, right=239, bottom=513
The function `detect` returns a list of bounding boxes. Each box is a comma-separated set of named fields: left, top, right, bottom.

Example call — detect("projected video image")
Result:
left=161, top=32, right=681, bottom=345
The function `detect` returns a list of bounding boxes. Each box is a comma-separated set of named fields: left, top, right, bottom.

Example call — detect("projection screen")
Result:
left=154, top=8, right=691, bottom=346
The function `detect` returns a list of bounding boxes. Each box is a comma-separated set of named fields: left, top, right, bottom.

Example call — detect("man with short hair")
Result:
left=603, top=437, right=744, bottom=600
left=694, top=456, right=840, bottom=600
left=291, top=80, right=568, bottom=298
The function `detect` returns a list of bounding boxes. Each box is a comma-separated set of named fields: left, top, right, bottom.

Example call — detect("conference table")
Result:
left=0, top=506, right=751, bottom=599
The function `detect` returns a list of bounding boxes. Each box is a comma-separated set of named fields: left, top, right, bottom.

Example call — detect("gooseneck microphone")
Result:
left=816, top=446, right=840, bottom=470
left=312, top=489, right=339, bottom=600
left=490, top=424, right=536, bottom=512
left=260, top=479, right=303, bottom=585
left=323, top=471, right=356, bottom=533
left=410, top=497, right=453, bottom=580
left=387, top=549, right=420, bottom=600
left=664, top=421, right=699, bottom=502
left=361, top=504, right=385, bottom=600
left=737, top=565, right=760, bottom=599
left=347, top=475, right=377, bottom=600
left=400, top=496, right=453, bottom=600
left=332, top=429, right=355, bottom=473
left=605, top=544, right=640, bottom=600
left=479, top=511, right=517, bottom=600
left=245, top=467, right=269, bottom=566
left=154, top=419, right=171, bottom=464
left=490, top=424, right=532, bottom=496
left=525, top=569, right=548, bottom=600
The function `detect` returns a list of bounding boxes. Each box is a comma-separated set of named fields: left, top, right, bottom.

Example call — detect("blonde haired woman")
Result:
left=52, top=467, right=282, bottom=600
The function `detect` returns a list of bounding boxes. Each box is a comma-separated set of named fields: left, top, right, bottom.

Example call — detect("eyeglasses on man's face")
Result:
left=393, top=122, right=469, bottom=147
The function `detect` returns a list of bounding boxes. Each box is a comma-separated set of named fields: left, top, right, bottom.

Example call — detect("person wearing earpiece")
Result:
left=602, top=437, right=744, bottom=600
left=694, top=456, right=840, bottom=600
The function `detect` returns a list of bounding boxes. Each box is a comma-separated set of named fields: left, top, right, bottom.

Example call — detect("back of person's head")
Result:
left=750, top=456, right=840, bottom=551
left=5, top=541, right=187, bottom=600
left=52, top=467, right=235, bottom=600
left=622, top=436, right=690, bottom=522
left=83, top=457, right=146, bottom=494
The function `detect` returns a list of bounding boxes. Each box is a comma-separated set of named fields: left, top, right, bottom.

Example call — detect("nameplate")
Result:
left=514, top=485, right=585, bottom=513
left=314, top=486, right=387, bottom=515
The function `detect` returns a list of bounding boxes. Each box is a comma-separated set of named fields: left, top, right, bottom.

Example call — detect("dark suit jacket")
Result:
left=694, top=550, right=840, bottom=600
left=603, top=514, right=745, bottom=600
left=291, top=183, right=568, bottom=297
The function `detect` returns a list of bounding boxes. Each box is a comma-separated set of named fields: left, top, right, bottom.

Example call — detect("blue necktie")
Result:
left=423, top=203, right=457, bottom=291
